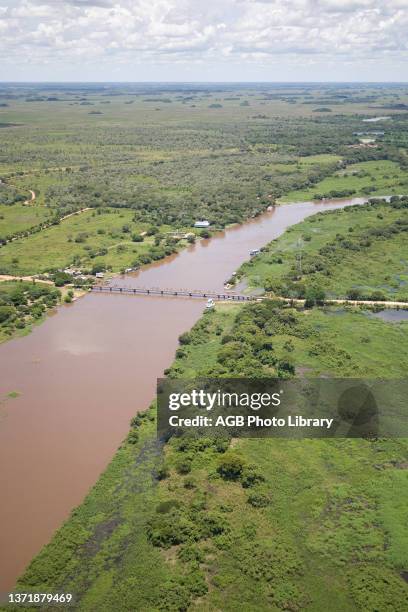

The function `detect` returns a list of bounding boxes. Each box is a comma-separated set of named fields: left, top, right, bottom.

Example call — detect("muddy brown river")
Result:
left=0, top=197, right=369, bottom=590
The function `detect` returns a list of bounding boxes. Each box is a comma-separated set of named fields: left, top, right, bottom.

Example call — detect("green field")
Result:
left=1, top=84, right=408, bottom=278
left=0, top=208, right=177, bottom=275
left=280, top=160, right=408, bottom=203
left=239, top=197, right=408, bottom=301
left=0, top=203, right=51, bottom=237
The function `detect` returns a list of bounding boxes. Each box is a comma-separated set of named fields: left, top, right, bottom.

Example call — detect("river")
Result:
left=0, top=196, right=369, bottom=590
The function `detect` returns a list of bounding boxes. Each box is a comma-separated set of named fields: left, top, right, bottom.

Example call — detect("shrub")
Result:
left=91, top=263, right=105, bottom=275
left=30, top=303, right=44, bottom=319
left=52, top=271, right=72, bottom=287
left=156, top=580, right=190, bottom=611
left=247, top=489, right=271, bottom=508
left=370, top=290, right=387, bottom=301
left=304, top=286, right=326, bottom=308
left=190, top=492, right=207, bottom=512
left=156, top=499, right=182, bottom=514
left=183, top=571, right=208, bottom=597
left=156, top=463, right=170, bottom=480
left=277, top=359, right=295, bottom=378
left=178, top=331, right=192, bottom=345
left=74, top=232, right=87, bottom=243
left=0, top=305, right=15, bottom=323
left=177, top=544, right=204, bottom=563
left=127, top=429, right=139, bottom=444
left=199, top=512, right=228, bottom=537
left=132, top=234, right=144, bottom=242
left=217, top=452, right=246, bottom=480
left=214, top=436, right=230, bottom=453
left=175, top=458, right=192, bottom=475
left=240, top=465, right=265, bottom=488
left=138, top=254, right=152, bottom=265
left=147, top=509, right=197, bottom=547
left=130, top=414, right=142, bottom=428
left=174, top=435, right=196, bottom=453
left=347, top=288, right=362, bottom=300
left=183, top=476, right=196, bottom=489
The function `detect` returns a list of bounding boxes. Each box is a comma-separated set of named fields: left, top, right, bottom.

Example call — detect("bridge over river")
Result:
left=91, top=284, right=257, bottom=301
left=0, top=195, right=390, bottom=591
left=91, top=285, right=408, bottom=309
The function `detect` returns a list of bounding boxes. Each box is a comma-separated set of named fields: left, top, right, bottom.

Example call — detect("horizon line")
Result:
left=1, top=80, right=408, bottom=85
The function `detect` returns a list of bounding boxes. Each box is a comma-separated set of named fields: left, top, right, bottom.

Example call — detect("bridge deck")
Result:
left=90, top=285, right=256, bottom=301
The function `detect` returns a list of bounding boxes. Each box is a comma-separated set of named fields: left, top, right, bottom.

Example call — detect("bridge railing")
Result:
left=90, top=285, right=256, bottom=301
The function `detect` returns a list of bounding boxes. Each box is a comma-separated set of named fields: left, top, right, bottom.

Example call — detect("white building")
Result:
left=194, top=220, right=210, bottom=228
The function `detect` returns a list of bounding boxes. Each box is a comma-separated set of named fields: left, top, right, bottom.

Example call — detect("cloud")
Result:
left=54, top=0, right=115, bottom=6
left=0, top=0, right=407, bottom=79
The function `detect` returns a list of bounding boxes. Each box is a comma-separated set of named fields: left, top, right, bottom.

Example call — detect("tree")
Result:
left=0, top=305, right=15, bottom=323
left=304, top=286, right=326, bottom=307
left=347, top=288, right=362, bottom=300
left=132, top=233, right=144, bottom=242
left=50, top=272, right=71, bottom=287
left=217, top=452, right=246, bottom=480
left=370, top=290, right=387, bottom=301
left=91, top=263, right=105, bottom=275
left=178, top=331, right=192, bottom=345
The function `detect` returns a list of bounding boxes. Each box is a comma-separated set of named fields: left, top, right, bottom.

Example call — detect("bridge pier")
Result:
left=92, top=286, right=253, bottom=302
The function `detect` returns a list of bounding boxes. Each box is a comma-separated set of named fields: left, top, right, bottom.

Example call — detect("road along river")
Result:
left=0, top=196, right=371, bottom=590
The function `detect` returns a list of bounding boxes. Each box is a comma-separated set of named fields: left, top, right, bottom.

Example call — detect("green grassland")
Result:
left=0, top=203, right=51, bottom=237
left=239, top=197, right=408, bottom=301
left=279, top=160, right=408, bottom=203
left=0, top=207, right=180, bottom=275
left=169, top=303, right=408, bottom=379
left=13, top=300, right=408, bottom=611
left=1, top=84, right=408, bottom=277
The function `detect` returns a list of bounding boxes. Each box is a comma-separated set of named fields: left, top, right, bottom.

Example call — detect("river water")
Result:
left=0, top=196, right=369, bottom=590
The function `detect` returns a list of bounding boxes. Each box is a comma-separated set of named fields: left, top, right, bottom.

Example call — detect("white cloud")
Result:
left=0, top=0, right=407, bottom=79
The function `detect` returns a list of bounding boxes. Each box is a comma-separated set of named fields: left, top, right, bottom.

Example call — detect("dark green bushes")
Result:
left=0, top=281, right=60, bottom=340
left=147, top=506, right=228, bottom=548
left=216, top=452, right=246, bottom=480
left=247, top=488, right=271, bottom=507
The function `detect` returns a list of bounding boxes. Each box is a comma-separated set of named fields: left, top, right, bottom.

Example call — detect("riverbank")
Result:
left=0, top=280, right=61, bottom=345
left=278, top=160, right=408, bottom=203
left=0, top=278, right=88, bottom=346
left=13, top=298, right=408, bottom=610
left=0, top=196, right=378, bottom=591
left=238, top=196, right=408, bottom=302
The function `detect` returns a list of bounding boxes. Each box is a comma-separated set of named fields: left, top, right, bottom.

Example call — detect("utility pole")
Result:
left=296, top=238, right=304, bottom=278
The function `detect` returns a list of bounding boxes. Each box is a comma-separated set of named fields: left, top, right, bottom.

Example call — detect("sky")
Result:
left=0, top=0, right=407, bottom=82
